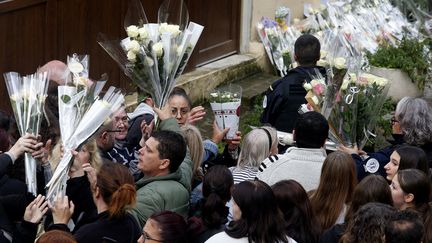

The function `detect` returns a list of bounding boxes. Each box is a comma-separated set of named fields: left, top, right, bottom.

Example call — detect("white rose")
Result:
left=159, top=23, right=181, bottom=37
left=10, top=94, right=17, bottom=102
left=145, top=56, right=154, bottom=67
left=126, top=25, right=139, bottom=38
left=320, top=50, right=327, bottom=59
left=349, top=73, right=357, bottom=82
left=138, top=27, right=148, bottom=40
left=310, top=79, right=319, bottom=87
left=68, top=62, right=84, bottom=74
left=210, top=92, right=218, bottom=98
left=127, top=50, right=137, bottom=61
left=317, top=59, right=328, bottom=67
left=373, top=77, right=388, bottom=87
left=303, top=82, right=312, bottom=91
left=126, top=40, right=140, bottom=53
left=341, top=80, right=350, bottom=90
left=177, top=45, right=184, bottom=57
left=152, top=42, right=163, bottom=57
left=334, top=57, right=346, bottom=69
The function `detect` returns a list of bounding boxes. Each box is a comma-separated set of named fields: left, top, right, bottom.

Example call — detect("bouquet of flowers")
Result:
left=46, top=54, right=124, bottom=199
left=256, top=15, right=300, bottom=76
left=303, top=72, right=327, bottom=112
left=355, top=73, right=390, bottom=148
left=209, top=84, right=242, bottom=140
left=98, top=0, right=203, bottom=114
left=4, top=71, right=49, bottom=195
left=327, top=74, right=359, bottom=147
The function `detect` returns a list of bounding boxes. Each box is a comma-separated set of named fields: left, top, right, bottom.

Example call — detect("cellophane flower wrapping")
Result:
left=303, top=70, right=327, bottom=112
left=209, top=84, right=242, bottom=140
left=258, top=0, right=426, bottom=75
left=327, top=74, right=359, bottom=147
left=256, top=15, right=301, bottom=76
left=4, top=71, right=49, bottom=195
left=98, top=0, right=203, bottom=117
left=46, top=54, right=123, bottom=200
left=355, top=73, right=390, bottom=149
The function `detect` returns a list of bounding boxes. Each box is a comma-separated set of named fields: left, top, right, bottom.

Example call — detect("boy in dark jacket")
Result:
left=261, top=34, right=326, bottom=134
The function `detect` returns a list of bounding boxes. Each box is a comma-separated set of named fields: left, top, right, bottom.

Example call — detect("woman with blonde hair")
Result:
left=181, top=124, right=205, bottom=188
left=309, top=151, right=357, bottom=231
left=44, top=139, right=103, bottom=231
left=229, top=126, right=277, bottom=184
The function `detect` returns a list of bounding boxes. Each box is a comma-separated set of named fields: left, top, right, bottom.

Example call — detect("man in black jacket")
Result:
left=261, top=34, right=326, bottom=134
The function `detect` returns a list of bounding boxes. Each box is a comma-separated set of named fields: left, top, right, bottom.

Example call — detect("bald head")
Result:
left=39, top=60, right=69, bottom=85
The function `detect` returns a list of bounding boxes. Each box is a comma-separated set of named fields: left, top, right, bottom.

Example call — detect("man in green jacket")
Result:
left=131, top=107, right=193, bottom=228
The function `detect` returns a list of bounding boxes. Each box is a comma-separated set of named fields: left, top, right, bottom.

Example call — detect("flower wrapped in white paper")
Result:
left=209, top=84, right=242, bottom=140
left=46, top=87, right=123, bottom=199
left=46, top=54, right=120, bottom=200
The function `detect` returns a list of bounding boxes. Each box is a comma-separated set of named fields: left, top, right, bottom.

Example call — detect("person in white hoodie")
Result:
left=256, top=111, right=328, bottom=191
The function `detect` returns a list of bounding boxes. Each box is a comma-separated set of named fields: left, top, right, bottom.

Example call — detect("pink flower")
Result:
left=313, top=83, right=325, bottom=96
left=335, top=91, right=342, bottom=103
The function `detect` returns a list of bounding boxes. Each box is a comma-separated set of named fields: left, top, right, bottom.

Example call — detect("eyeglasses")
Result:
left=142, top=231, right=163, bottom=242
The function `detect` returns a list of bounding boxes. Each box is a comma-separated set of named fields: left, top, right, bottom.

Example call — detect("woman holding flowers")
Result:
left=49, top=162, right=141, bottom=243
left=168, top=88, right=241, bottom=169
left=338, top=96, right=432, bottom=181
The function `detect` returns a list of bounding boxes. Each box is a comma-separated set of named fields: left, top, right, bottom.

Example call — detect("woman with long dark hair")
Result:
left=205, top=180, right=295, bottom=243
left=384, top=145, right=429, bottom=181
left=390, top=169, right=432, bottom=243
left=272, top=180, right=321, bottom=243
left=189, top=165, right=233, bottom=243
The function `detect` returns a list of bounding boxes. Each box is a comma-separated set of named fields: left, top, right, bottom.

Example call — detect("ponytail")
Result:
left=202, top=191, right=229, bottom=228
left=108, top=183, right=136, bottom=219
left=96, top=162, right=136, bottom=219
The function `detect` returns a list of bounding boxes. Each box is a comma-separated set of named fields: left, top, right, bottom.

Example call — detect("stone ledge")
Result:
left=177, top=53, right=263, bottom=102
left=125, top=52, right=267, bottom=108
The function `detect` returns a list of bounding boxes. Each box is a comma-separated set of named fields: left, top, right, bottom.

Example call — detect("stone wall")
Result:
left=250, top=0, right=320, bottom=42
left=247, top=0, right=320, bottom=74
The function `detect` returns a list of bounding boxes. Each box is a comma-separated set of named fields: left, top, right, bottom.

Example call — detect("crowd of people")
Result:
left=0, top=34, right=431, bottom=243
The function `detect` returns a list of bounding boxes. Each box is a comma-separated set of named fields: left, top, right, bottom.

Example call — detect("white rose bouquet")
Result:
left=4, top=71, right=49, bottom=195
left=98, top=0, right=203, bottom=113
left=209, top=84, right=242, bottom=140
left=46, top=54, right=123, bottom=200
left=355, top=73, right=390, bottom=148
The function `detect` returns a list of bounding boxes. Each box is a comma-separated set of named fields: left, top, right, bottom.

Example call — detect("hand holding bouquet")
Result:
left=4, top=71, right=49, bottom=195
left=209, top=84, right=242, bottom=140
left=46, top=54, right=123, bottom=200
